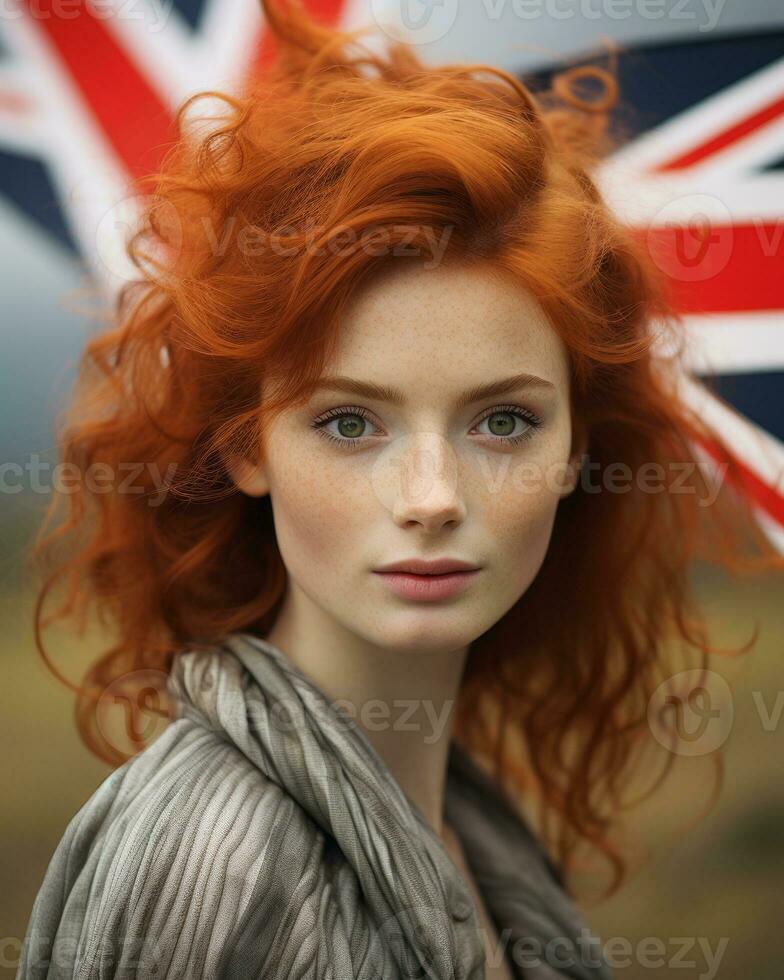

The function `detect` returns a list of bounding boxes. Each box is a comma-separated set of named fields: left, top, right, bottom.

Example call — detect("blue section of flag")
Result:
left=699, top=371, right=784, bottom=443
left=167, top=0, right=209, bottom=30
left=761, top=154, right=784, bottom=172
left=0, top=149, right=77, bottom=254
left=522, top=30, right=784, bottom=149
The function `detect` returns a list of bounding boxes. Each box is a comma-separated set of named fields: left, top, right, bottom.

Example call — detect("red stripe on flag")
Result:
left=21, top=0, right=175, bottom=181
left=635, top=223, right=784, bottom=314
left=652, top=94, right=784, bottom=172
left=694, top=431, right=784, bottom=527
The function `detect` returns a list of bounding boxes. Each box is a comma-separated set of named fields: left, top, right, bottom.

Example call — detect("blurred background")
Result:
left=1, top=1, right=783, bottom=977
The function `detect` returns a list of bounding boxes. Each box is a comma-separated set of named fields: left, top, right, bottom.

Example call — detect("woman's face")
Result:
left=229, top=260, right=583, bottom=655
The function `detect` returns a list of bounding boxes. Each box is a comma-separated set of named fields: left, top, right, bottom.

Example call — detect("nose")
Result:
left=388, top=432, right=467, bottom=532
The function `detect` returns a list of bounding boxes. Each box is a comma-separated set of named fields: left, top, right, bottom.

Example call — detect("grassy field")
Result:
left=2, top=499, right=782, bottom=979
left=585, top=562, right=784, bottom=980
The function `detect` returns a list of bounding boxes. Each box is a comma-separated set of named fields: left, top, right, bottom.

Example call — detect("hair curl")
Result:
left=28, top=0, right=784, bottom=900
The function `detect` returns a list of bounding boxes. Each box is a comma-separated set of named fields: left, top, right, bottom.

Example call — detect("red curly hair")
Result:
left=28, top=0, right=783, bottom=900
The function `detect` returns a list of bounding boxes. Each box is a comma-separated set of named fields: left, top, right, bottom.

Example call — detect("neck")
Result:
left=264, top=586, right=469, bottom=839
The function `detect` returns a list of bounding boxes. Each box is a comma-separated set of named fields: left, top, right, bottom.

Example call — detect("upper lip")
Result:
left=374, top=558, right=480, bottom=575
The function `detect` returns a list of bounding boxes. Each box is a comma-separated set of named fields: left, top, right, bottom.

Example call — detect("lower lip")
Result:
left=373, top=569, right=480, bottom=601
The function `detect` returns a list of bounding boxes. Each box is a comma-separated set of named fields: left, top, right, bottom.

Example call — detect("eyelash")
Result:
left=309, top=403, right=543, bottom=451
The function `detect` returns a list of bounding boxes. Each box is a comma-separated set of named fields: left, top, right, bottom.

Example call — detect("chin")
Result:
left=368, top=614, right=487, bottom=656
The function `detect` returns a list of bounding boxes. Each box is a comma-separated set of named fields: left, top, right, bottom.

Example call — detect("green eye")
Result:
left=485, top=412, right=516, bottom=437
left=311, top=407, right=378, bottom=451
left=335, top=416, right=366, bottom=439
left=474, top=405, right=542, bottom=444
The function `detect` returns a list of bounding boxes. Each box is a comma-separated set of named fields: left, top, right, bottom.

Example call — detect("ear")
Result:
left=560, top=427, right=588, bottom=498
left=224, top=450, right=270, bottom=498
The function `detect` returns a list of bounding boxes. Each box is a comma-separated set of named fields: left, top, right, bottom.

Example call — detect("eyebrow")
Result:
left=312, top=372, right=556, bottom=410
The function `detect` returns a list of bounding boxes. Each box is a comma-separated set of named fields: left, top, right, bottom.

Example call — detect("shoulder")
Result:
left=18, top=710, right=321, bottom=979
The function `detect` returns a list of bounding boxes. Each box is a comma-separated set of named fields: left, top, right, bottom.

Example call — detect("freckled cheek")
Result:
left=484, top=485, right=557, bottom=545
left=268, top=455, right=372, bottom=577
left=477, top=453, right=566, bottom=585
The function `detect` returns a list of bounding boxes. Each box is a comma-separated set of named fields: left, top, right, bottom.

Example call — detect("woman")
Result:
left=18, top=1, right=782, bottom=977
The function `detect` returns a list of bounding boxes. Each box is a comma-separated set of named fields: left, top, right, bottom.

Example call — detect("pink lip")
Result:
left=373, top=569, right=480, bottom=601
left=374, top=557, right=480, bottom=575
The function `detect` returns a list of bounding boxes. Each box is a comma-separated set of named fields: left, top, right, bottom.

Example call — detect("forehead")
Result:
left=327, top=260, right=570, bottom=394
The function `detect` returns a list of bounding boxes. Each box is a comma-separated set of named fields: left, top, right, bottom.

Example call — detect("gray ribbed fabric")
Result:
left=17, top=631, right=614, bottom=979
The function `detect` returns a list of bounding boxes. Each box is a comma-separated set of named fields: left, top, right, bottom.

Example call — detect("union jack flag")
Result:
left=593, top=39, right=784, bottom=551
left=1, top=0, right=782, bottom=548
